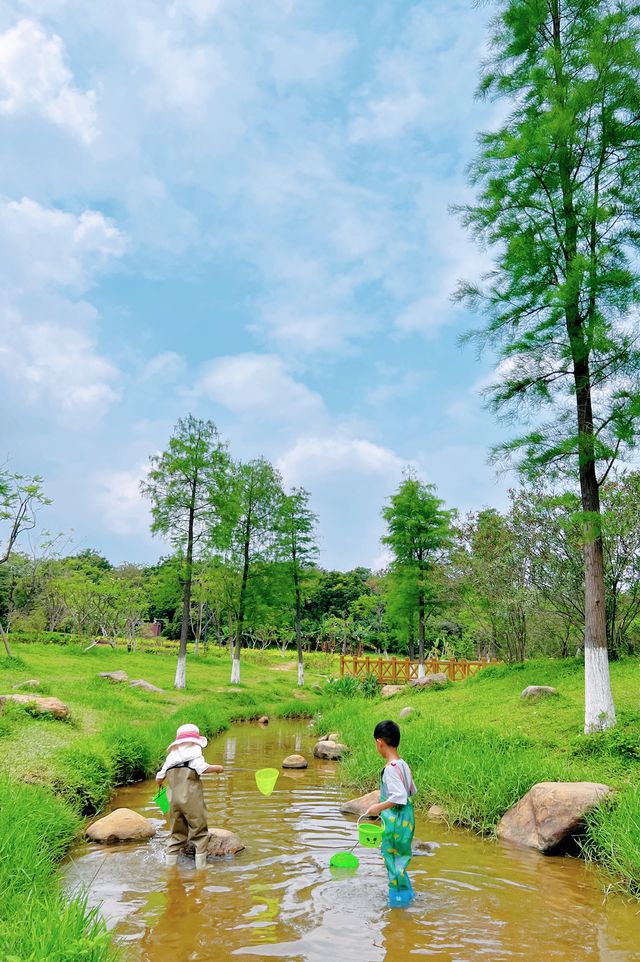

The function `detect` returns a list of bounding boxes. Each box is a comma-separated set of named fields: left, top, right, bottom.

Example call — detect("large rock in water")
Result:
left=282, top=754, right=308, bottom=769
left=0, top=693, right=69, bottom=720
left=98, top=671, right=128, bottom=683
left=87, top=808, right=155, bottom=844
left=409, top=672, right=448, bottom=689
left=184, top=828, right=244, bottom=859
left=313, top=739, right=347, bottom=760
left=497, top=782, right=612, bottom=852
left=340, top=789, right=380, bottom=816
left=521, top=685, right=558, bottom=700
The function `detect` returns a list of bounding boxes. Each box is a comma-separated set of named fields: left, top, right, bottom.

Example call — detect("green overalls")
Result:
left=165, top=764, right=209, bottom=857
left=380, top=762, right=415, bottom=901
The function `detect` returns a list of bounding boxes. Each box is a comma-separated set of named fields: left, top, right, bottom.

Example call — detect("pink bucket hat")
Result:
left=167, top=723, right=208, bottom=751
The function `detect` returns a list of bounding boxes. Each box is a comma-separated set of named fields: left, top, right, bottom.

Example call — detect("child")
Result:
left=365, top=719, right=416, bottom=904
left=156, top=723, right=224, bottom=868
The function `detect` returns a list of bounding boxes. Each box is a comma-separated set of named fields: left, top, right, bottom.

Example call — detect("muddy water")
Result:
left=66, top=721, right=640, bottom=962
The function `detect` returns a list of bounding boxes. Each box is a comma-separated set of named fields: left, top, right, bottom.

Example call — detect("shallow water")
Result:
left=65, top=721, right=640, bottom=962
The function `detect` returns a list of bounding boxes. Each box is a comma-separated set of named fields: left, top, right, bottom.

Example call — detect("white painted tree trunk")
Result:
left=584, top=645, right=616, bottom=733
left=418, top=662, right=426, bottom=680
left=230, top=657, right=241, bottom=685
left=174, top=653, right=186, bottom=690
left=297, top=662, right=304, bottom=687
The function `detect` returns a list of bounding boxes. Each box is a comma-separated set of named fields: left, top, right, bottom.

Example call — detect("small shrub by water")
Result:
left=56, top=744, right=113, bottom=814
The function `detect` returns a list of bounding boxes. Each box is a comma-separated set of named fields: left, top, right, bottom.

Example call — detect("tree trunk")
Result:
left=232, top=520, right=251, bottom=686
left=417, top=589, right=425, bottom=679
left=293, top=558, right=304, bottom=687
left=176, top=479, right=196, bottom=690
left=0, top=623, right=13, bottom=658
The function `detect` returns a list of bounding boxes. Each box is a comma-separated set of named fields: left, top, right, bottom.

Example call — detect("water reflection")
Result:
left=65, top=721, right=640, bottom=962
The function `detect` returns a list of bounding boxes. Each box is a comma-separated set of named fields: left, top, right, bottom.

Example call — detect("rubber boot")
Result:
left=195, top=853, right=207, bottom=869
left=165, top=853, right=178, bottom=867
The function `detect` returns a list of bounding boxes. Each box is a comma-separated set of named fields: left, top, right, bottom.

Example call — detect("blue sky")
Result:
left=0, top=0, right=511, bottom=570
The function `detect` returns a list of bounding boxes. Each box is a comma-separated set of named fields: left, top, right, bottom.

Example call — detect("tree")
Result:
left=141, top=416, right=231, bottom=689
left=276, top=487, right=319, bottom=686
left=225, top=458, right=284, bottom=684
left=382, top=477, right=453, bottom=678
left=457, top=0, right=640, bottom=731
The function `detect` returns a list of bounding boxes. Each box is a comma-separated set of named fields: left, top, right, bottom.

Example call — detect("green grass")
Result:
left=316, top=656, right=640, bottom=892
left=0, top=640, right=327, bottom=961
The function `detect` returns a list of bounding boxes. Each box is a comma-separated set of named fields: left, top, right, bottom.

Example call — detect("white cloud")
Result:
left=0, top=196, right=125, bottom=421
left=196, top=353, right=325, bottom=423
left=0, top=19, right=97, bottom=143
left=350, top=88, right=427, bottom=144
left=138, top=351, right=186, bottom=384
left=278, top=435, right=405, bottom=485
left=94, top=463, right=150, bottom=536
left=0, top=196, right=125, bottom=291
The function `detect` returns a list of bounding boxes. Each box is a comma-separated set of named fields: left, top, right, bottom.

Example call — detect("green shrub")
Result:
left=105, top=724, right=152, bottom=783
left=571, top=712, right=640, bottom=761
left=0, top=654, right=28, bottom=671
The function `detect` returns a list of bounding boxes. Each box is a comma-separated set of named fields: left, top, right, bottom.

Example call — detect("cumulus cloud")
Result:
left=138, top=351, right=186, bottom=384
left=0, top=196, right=125, bottom=421
left=94, top=463, right=150, bottom=537
left=0, top=19, right=97, bottom=143
left=278, top=435, right=406, bottom=486
left=196, top=353, right=325, bottom=423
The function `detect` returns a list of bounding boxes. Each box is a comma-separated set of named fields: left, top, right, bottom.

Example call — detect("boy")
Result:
left=156, top=723, right=224, bottom=868
left=365, top=719, right=416, bottom=904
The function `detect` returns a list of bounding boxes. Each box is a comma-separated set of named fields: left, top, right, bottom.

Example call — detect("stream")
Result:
left=65, top=720, right=640, bottom=961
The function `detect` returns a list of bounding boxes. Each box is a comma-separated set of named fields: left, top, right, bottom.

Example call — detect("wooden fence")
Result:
left=339, top=654, right=500, bottom=684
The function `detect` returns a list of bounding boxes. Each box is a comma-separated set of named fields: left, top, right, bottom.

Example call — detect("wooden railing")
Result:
left=339, top=654, right=500, bottom=684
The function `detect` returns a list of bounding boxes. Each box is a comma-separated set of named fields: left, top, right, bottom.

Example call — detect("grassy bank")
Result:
left=318, top=657, right=640, bottom=895
left=0, top=641, right=327, bottom=962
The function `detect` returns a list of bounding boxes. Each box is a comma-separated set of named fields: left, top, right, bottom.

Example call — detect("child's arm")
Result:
left=204, top=764, right=224, bottom=774
left=365, top=800, right=398, bottom=817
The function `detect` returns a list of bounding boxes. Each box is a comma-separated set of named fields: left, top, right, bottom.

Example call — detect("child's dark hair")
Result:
left=374, top=719, right=401, bottom=747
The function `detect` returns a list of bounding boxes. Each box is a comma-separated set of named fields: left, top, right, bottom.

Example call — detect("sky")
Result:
left=0, top=0, right=512, bottom=571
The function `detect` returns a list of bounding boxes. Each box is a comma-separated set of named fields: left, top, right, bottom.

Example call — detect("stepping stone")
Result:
left=87, top=808, right=155, bottom=844
left=283, top=754, right=308, bottom=769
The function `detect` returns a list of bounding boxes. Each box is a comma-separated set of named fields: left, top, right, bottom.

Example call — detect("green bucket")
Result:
left=153, top=786, right=169, bottom=814
left=329, top=851, right=359, bottom=870
left=358, top=820, right=383, bottom=848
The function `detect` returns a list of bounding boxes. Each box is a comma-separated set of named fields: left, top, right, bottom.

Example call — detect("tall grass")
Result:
left=584, top=785, right=640, bottom=895
left=0, top=777, right=120, bottom=961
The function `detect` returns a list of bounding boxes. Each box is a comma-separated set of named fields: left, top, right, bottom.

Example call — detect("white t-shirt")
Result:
left=156, top=743, right=209, bottom=779
left=382, top=759, right=416, bottom=806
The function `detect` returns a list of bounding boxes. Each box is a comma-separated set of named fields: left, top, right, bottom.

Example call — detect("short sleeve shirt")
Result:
left=382, top=759, right=416, bottom=806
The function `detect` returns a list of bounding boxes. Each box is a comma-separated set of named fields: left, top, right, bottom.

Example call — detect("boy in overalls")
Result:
left=366, top=719, right=416, bottom=904
left=156, top=723, right=224, bottom=868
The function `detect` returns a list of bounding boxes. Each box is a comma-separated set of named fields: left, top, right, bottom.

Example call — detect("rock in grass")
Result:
left=0, top=693, right=69, bottom=720
left=409, top=673, right=448, bottom=689
left=12, top=679, right=40, bottom=690
left=427, top=805, right=447, bottom=820
left=497, top=781, right=612, bottom=853
left=399, top=707, right=414, bottom=719
left=98, top=671, right=128, bottom=683
left=340, top=789, right=380, bottom=816
left=521, top=685, right=558, bottom=700
left=184, top=828, right=244, bottom=859
left=87, top=808, right=155, bottom=844
left=129, top=679, right=163, bottom=693
left=313, top=739, right=347, bottom=760
left=283, top=754, right=308, bottom=769
left=381, top=685, right=404, bottom=698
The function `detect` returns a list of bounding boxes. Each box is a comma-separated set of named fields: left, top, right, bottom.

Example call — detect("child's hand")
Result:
left=365, top=804, right=381, bottom=818
left=156, top=775, right=165, bottom=785
left=207, top=764, right=224, bottom=774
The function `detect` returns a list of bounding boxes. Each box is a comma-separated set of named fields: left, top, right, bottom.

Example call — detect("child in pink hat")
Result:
left=156, top=724, right=224, bottom=868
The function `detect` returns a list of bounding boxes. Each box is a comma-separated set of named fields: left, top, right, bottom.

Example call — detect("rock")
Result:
left=340, top=789, right=380, bottom=816
left=87, top=808, right=155, bottom=844
left=399, top=707, right=414, bottom=719
left=412, top=839, right=439, bottom=855
left=98, top=671, right=128, bottom=683
left=521, top=685, right=558, bottom=700
left=282, top=754, right=308, bottom=769
left=313, top=739, right=348, bottom=760
left=428, top=805, right=447, bottom=820
left=497, top=781, right=612, bottom=852
left=327, top=732, right=340, bottom=742
left=0, top=694, right=70, bottom=720
left=381, top=685, right=404, bottom=698
left=12, top=679, right=40, bottom=689
left=184, top=828, right=244, bottom=859
left=129, top=679, right=163, bottom=693
left=409, top=672, right=448, bottom=689
left=258, top=715, right=269, bottom=725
